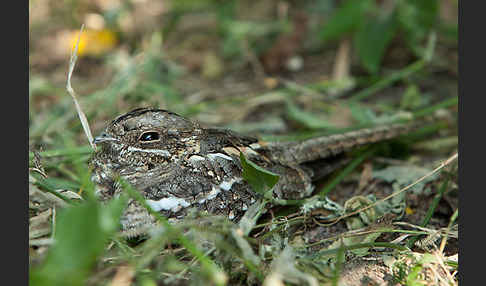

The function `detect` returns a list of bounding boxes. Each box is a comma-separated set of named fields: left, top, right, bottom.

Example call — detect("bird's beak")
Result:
left=93, top=132, right=119, bottom=144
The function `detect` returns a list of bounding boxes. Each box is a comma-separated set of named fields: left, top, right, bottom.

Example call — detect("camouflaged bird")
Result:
left=91, top=108, right=418, bottom=236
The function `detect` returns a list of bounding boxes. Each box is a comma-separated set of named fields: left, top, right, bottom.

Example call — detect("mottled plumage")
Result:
left=91, top=108, right=417, bottom=236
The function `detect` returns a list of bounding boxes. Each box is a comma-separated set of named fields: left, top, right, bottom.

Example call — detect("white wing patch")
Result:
left=188, top=155, right=206, bottom=163
left=207, top=153, right=233, bottom=161
left=127, top=146, right=171, bottom=157
left=146, top=197, right=190, bottom=212
left=220, top=180, right=235, bottom=191
left=198, top=178, right=241, bottom=204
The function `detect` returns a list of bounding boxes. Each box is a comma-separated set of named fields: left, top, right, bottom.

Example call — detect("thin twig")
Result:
left=51, top=207, right=57, bottom=239
left=433, top=251, right=457, bottom=285
left=439, top=208, right=458, bottom=253
left=332, top=37, right=351, bottom=82
left=66, top=24, right=96, bottom=150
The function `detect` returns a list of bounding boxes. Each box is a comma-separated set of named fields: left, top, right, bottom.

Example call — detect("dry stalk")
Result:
left=66, top=24, right=96, bottom=150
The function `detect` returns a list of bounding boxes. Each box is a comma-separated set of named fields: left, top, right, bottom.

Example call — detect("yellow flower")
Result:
left=69, top=29, right=117, bottom=57
left=405, top=206, right=414, bottom=215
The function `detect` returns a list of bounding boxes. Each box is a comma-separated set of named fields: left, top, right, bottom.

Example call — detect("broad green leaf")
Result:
left=354, top=11, right=398, bottom=74
left=397, top=0, right=439, bottom=57
left=30, top=196, right=127, bottom=286
left=320, top=0, right=372, bottom=42
left=239, top=152, right=279, bottom=196
left=403, top=0, right=438, bottom=28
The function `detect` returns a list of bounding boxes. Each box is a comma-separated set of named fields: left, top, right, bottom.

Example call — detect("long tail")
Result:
left=260, top=121, right=422, bottom=165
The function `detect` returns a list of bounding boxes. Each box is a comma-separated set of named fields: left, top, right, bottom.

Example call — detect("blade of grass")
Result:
left=349, top=31, right=437, bottom=102
left=31, top=179, right=76, bottom=204
left=314, top=241, right=408, bottom=259
left=29, top=146, right=93, bottom=160
left=412, top=96, right=458, bottom=118
left=439, top=208, right=458, bottom=253
left=318, top=146, right=377, bottom=198
left=331, top=241, right=346, bottom=286
left=349, top=60, right=425, bottom=102
left=118, top=179, right=228, bottom=285
left=406, top=176, right=451, bottom=248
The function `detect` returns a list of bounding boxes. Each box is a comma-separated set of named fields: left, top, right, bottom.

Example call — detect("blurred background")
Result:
left=29, top=0, right=457, bottom=149
left=29, top=1, right=458, bottom=285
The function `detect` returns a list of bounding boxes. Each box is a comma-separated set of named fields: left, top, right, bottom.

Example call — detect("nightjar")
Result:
left=91, top=108, right=417, bottom=236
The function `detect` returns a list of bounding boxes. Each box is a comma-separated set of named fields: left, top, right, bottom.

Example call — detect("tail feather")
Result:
left=261, top=121, right=421, bottom=165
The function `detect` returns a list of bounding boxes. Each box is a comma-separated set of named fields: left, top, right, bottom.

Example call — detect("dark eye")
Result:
left=139, top=131, right=160, bottom=142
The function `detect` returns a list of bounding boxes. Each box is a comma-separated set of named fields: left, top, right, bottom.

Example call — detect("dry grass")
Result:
left=29, top=0, right=458, bottom=285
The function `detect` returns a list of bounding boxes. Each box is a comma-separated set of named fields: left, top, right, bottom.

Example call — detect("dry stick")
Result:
left=66, top=24, right=96, bottom=151
left=332, top=37, right=351, bottom=82
left=324, top=153, right=458, bottom=227
left=433, top=251, right=457, bottom=284
left=439, top=208, right=458, bottom=254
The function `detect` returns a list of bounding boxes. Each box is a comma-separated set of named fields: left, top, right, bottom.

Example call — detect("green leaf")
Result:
left=348, top=102, right=378, bottom=124
left=397, top=0, right=439, bottom=57
left=28, top=146, right=93, bottom=160
left=354, top=11, right=398, bottom=74
left=320, top=0, right=372, bottom=42
left=405, top=0, right=438, bottom=28
left=373, top=165, right=438, bottom=195
left=239, top=152, right=279, bottom=196
left=36, top=177, right=81, bottom=192
left=286, top=100, right=335, bottom=130
left=400, top=84, right=423, bottom=109
left=30, top=196, right=127, bottom=286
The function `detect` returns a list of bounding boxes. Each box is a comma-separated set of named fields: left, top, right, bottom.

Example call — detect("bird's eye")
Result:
left=139, top=131, right=160, bottom=142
